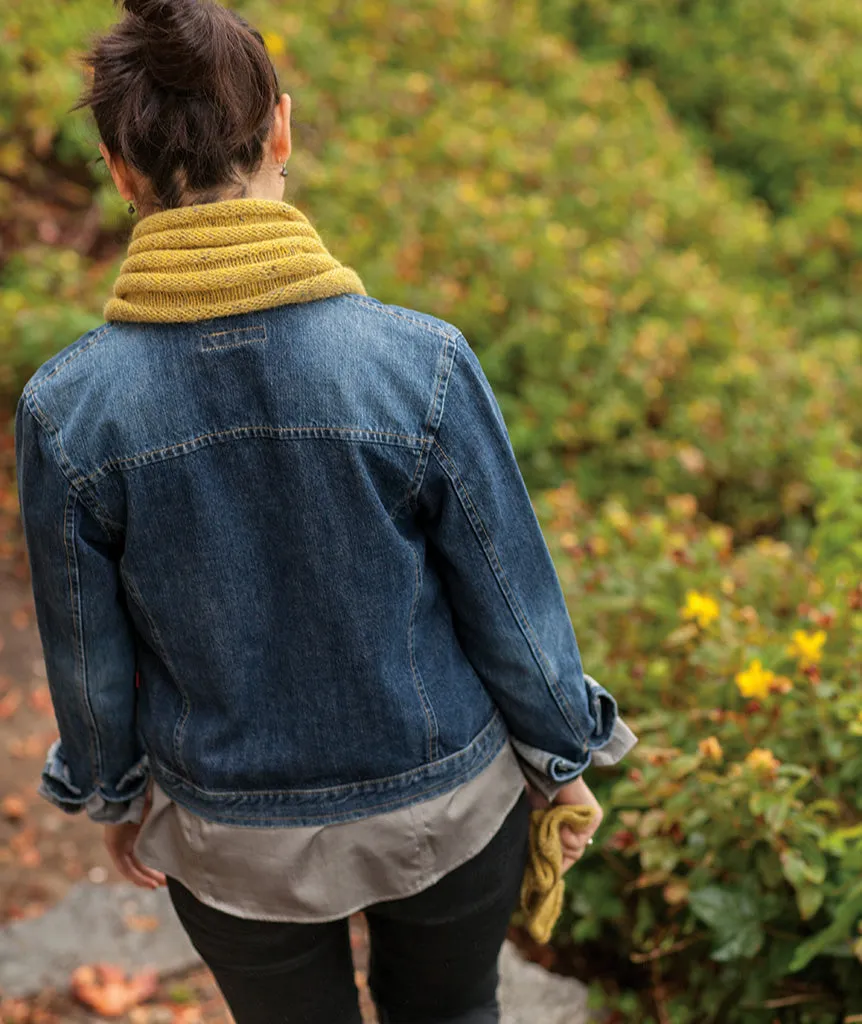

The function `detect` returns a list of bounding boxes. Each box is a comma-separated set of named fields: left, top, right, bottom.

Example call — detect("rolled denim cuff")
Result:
left=38, top=739, right=150, bottom=822
left=512, top=716, right=638, bottom=802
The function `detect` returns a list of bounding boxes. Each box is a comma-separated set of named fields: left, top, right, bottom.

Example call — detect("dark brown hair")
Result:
left=78, top=0, right=280, bottom=210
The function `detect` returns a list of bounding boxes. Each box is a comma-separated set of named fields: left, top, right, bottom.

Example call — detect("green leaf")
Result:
left=789, top=880, right=862, bottom=972
left=796, top=884, right=824, bottom=921
left=688, top=886, right=765, bottom=962
left=780, top=848, right=826, bottom=889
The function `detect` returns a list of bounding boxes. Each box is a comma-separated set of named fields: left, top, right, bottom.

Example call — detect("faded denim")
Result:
left=16, top=294, right=620, bottom=827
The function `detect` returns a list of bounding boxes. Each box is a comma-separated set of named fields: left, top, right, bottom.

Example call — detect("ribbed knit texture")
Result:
left=105, top=199, right=366, bottom=324
left=521, top=804, right=596, bottom=944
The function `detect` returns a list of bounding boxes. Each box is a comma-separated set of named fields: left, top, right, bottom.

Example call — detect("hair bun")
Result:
left=122, top=0, right=218, bottom=95
left=122, top=0, right=186, bottom=25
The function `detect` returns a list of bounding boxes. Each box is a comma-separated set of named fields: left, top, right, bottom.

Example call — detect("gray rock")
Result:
left=0, top=883, right=200, bottom=997
left=499, top=941, right=589, bottom=1024
left=1, top=887, right=588, bottom=1024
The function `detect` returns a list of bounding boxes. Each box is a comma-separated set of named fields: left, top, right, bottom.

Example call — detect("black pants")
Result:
left=168, top=792, right=530, bottom=1024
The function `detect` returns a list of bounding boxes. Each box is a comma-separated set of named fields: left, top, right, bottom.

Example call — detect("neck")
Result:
left=135, top=178, right=283, bottom=219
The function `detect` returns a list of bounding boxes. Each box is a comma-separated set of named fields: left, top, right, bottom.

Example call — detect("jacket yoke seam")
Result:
left=429, top=440, right=583, bottom=740
left=83, top=427, right=424, bottom=482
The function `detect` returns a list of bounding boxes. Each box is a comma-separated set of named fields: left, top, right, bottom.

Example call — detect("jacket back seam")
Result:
left=407, top=544, right=440, bottom=761
left=429, top=440, right=584, bottom=742
left=342, top=295, right=458, bottom=342
left=409, top=331, right=458, bottom=510
left=120, top=568, right=192, bottom=776
left=24, top=390, right=123, bottom=537
left=63, top=488, right=104, bottom=782
left=24, top=323, right=113, bottom=400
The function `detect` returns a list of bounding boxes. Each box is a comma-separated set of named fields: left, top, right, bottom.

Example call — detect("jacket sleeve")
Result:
left=416, top=333, right=633, bottom=786
left=15, top=396, right=148, bottom=823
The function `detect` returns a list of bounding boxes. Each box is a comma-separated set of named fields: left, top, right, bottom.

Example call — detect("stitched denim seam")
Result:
left=24, top=324, right=113, bottom=398
left=200, top=326, right=267, bottom=351
left=120, top=569, right=192, bottom=775
left=81, top=427, right=425, bottom=483
left=200, top=325, right=267, bottom=340
left=429, top=441, right=582, bottom=738
left=63, top=488, right=103, bottom=782
left=24, top=391, right=123, bottom=536
left=151, top=719, right=505, bottom=824
left=151, top=708, right=502, bottom=799
left=408, top=332, right=458, bottom=513
left=407, top=544, right=439, bottom=761
left=343, top=295, right=458, bottom=342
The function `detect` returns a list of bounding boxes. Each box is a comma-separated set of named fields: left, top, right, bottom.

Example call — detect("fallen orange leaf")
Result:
left=171, top=1007, right=202, bottom=1024
left=28, top=685, right=53, bottom=716
left=0, top=688, right=22, bottom=720
left=19, top=846, right=42, bottom=868
left=71, top=965, right=159, bottom=1018
left=11, top=608, right=31, bottom=631
left=1, top=794, right=27, bottom=821
left=124, top=914, right=160, bottom=933
left=0, top=998, right=30, bottom=1024
left=8, top=734, right=48, bottom=759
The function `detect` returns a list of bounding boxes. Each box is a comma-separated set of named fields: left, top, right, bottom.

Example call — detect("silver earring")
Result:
left=279, top=163, right=289, bottom=178
left=128, top=202, right=136, bottom=215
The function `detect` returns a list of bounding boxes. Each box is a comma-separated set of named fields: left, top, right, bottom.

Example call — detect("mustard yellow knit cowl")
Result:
left=105, top=199, right=366, bottom=324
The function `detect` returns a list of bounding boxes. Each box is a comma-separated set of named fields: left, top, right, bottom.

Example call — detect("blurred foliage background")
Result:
left=1, top=0, right=860, bottom=1020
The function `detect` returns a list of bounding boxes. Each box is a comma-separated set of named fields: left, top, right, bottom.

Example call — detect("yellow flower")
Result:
left=698, top=736, right=723, bottom=762
left=745, top=748, right=780, bottom=775
left=735, top=660, right=775, bottom=700
left=681, top=591, right=719, bottom=629
left=787, top=629, right=827, bottom=666
left=262, top=31, right=285, bottom=56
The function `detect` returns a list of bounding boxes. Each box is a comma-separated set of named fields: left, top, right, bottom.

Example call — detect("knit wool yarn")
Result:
left=521, top=803, right=596, bottom=945
left=105, top=199, right=366, bottom=323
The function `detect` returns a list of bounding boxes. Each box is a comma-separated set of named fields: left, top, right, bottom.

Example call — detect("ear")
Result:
left=99, top=143, right=136, bottom=203
left=271, top=93, right=292, bottom=165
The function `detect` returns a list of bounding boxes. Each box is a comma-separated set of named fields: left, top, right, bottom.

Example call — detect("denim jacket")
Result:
left=17, top=294, right=622, bottom=827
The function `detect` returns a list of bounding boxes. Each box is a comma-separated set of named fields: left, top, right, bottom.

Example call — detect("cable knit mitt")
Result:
left=520, top=804, right=596, bottom=945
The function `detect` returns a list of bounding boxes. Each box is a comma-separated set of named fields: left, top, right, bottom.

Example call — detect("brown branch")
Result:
left=741, top=993, right=831, bottom=1010
left=629, top=933, right=706, bottom=963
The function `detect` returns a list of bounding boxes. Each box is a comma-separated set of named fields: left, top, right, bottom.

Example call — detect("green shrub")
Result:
left=536, top=483, right=862, bottom=1021
left=543, top=0, right=862, bottom=212
left=547, top=0, right=862, bottom=342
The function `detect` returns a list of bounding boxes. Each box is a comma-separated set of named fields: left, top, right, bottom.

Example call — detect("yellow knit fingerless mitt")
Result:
left=520, top=804, right=595, bottom=945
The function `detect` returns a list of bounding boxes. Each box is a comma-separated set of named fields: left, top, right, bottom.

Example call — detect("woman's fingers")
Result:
left=554, top=775, right=605, bottom=875
left=104, top=824, right=165, bottom=889
left=559, top=826, right=589, bottom=873
left=127, top=851, right=166, bottom=889
left=127, top=846, right=166, bottom=887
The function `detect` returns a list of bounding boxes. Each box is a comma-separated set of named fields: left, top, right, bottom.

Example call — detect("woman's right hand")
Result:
left=554, top=775, right=603, bottom=873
